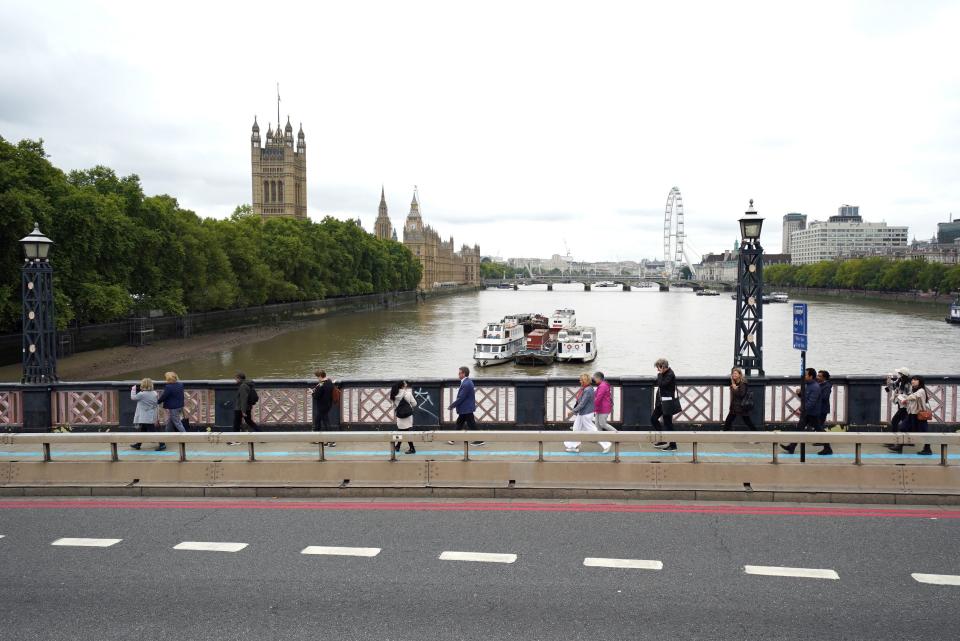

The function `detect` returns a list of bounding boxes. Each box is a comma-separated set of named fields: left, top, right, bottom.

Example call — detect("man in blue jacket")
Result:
left=447, top=365, right=484, bottom=446
left=780, top=368, right=823, bottom=455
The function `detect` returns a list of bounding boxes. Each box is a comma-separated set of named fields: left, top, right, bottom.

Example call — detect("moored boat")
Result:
left=549, top=308, right=576, bottom=333
left=770, top=291, right=790, bottom=303
left=473, top=318, right=525, bottom=367
left=696, top=289, right=720, bottom=296
left=504, top=312, right=549, bottom=333
left=593, top=281, right=619, bottom=289
left=947, top=298, right=960, bottom=325
left=556, top=326, right=598, bottom=363
left=514, top=328, right=558, bottom=366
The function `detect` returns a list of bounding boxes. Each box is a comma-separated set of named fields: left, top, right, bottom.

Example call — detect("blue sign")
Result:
left=793, top=333, right=808, bottom=351
left=792, top=303, right=808, bottom=335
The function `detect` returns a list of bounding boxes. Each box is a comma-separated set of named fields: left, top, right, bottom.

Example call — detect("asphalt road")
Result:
left=0, top=498, right=958, bottom=641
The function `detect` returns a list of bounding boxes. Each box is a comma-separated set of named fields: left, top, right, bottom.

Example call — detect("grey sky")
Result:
left=1, top=0, right=958, bottom=261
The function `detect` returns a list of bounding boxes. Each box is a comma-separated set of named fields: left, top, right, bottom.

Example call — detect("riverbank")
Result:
left=0, top=285, right=480, bottom=381
left=782, top=287, right=957, bottom=306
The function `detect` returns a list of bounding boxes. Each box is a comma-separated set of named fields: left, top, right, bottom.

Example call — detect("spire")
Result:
left=251, top=116, right=259, bottom=132
left=378, top=185, right=388, bottom=217
left=409, top=187, right=421, bottom=219
left=285, top=115, right=293, bottom=133
left=298, top=122, right=304, bottom=138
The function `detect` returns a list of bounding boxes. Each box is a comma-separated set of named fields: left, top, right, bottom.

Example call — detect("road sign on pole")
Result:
left=792, top=333, right=807, bottom=350
left=792, top=303, right=808, bottom=335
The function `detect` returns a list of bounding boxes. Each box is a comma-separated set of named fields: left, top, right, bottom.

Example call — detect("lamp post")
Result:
left=734, top=200, right=765, bottom=377
left=20, top=223, right=58, bottom=384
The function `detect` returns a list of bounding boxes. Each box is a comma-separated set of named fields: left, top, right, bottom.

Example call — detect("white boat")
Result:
left=770, top=292, right=790, bottom=303
left=696, top=289, right=720, bottom=296
left=556, top=326, right=598, bottom=363
left=473, top=318, right=525, bottom=367
left=593, top=281, right=619, bottom=289
left=549, top=308, right=576, bottom=333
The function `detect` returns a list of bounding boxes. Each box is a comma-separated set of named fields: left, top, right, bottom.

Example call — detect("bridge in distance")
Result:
left=482, top=275, right=737, bottom=291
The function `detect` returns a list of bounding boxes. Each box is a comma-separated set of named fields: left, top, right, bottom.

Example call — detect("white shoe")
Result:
left=601, top=444, right=612, bottom=454
left=565, top=447, right=579, bottom=453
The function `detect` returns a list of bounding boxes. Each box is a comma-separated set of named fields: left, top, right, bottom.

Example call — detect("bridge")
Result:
left=482, top=276, right=737, bottom=291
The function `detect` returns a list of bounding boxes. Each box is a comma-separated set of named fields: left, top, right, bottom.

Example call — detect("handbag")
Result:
left=916, top=391, right=933, bottom=422
left=395, top=397, right=414, bottom=419
left=661, top=397, right=683, bottom=416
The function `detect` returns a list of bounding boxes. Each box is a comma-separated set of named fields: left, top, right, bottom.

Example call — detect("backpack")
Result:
left=741, top=387, right=754, bottom=412
left=331, top=384, right=341, bottom=405
left=248, top=384, right=259, bottom=405
left=395, top=397, right=413, bottom=419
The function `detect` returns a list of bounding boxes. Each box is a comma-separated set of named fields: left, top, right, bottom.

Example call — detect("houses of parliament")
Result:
left=250, top=115, right=479, bottom=289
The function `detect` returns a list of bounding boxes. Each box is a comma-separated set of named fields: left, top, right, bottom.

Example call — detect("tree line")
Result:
left=766, top=258, right=960, bottom=294
left=0, top=137, right=422, bottom=332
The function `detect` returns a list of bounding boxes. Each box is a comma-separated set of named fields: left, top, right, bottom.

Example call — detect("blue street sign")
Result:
left=792, top=303, right=808, bottom=335
left=793, top=333, right=808, bottom=351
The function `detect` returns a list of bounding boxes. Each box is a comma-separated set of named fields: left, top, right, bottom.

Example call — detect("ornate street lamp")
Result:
left=734, top=200, right=765, bottom=376
left=20, top=223, right=58, bottom=384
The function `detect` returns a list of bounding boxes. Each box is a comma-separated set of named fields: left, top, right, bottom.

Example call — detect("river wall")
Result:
left=0, top=285, right=479, bottom=367
left=780, top=287, right=956, bottom=306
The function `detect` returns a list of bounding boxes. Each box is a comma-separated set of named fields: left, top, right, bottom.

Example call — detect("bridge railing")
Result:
left=1, top=376, right=958, bottom=432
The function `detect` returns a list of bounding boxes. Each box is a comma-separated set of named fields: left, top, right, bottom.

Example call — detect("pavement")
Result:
left=0, top=497, right=958, bottom=640
left=0, top=438, right=954, bottom=465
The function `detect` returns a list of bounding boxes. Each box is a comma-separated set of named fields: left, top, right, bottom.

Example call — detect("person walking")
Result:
left=817, top=370, right=833, bottom=428
left=311, top=369, right=336, bottom=447
left=564, top=373, right=611, bottom=453
left=226, top=372, right=259, bottom=445
left=447, top=365, right=483, bottom=446
left=892, top=375, right=933, bottom=455
left=781, top=368, right=825, bottom=455
left=651, top=358, right=678, bottom=451
left=390, top=380, right=418, bottom=454
left=129, top=378, right=158, bottom=450
left=593, top=371, right=616, bottom=433
left=156, top=371, right=185, bottom=452
left=723, top=367, right=756, bottom=430
left=884, top=367, right=913, bottom=452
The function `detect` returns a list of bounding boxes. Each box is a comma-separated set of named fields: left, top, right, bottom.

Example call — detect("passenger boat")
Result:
left=503, top=312, right=549, bottom=333
left=473, top=318, right=525, bottom=367
left=947, top=298, right=960, bottom=325
left=770, top=292, right=790, bottom=303
left=514, top=328, right=558, bottom=366
left=593, top=281, right=619, bottom=289
left=494, top=283, right=513, bottom=290
left=556, top=326, right=598, bottom=363
left=549, top=308, right=576, bottom=333
left=696, top=289, right=720, bottom=296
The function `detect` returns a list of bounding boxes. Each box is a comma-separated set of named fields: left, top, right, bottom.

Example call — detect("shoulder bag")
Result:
left=916, top=390, right=933, bottom=422
left=396, top=397, right=414, bottom=419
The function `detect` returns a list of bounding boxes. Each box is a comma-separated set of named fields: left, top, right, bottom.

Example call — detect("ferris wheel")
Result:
left=662, top=186, right=696, bottom=277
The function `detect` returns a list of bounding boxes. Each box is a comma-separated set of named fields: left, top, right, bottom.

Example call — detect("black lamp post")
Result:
left=20, top=223, right=58, bottom=384
left=734, top=200, right=765, bottom=377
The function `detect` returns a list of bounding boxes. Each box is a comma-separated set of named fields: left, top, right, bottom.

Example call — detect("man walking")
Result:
left=311, top=369, right=336, bottom=447
left=593, top=371, right=615, bottom=433
left=781, top=368, right=824, bottom=455
left=228, top=373, right=259, bottom=445
left=447, top=365, right=483, bottom=446
left=651, top=358, right=678, bottom=451
left=156, top=371, right=185, bottom=452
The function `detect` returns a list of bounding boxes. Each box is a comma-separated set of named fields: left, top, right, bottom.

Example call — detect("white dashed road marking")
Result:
left=744, top=565, right=839, bottom=580
left=584, top=557, right=663, bottom=570
left=912, top=573, right=960, bottom=586
left=301, top=546, right=381, bottom=557
left=439, top=551, right=517, bottom=564
left=51, top=538, right=122, bottom=547
left=173, top=541, right=248, bottom=552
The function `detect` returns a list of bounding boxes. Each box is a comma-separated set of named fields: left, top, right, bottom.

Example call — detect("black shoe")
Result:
left=884, top=444, right=898, bottom=451
left=655, top=443, right=677, bottom=451
left=653, top=441, right=667, bottom=447
left=130, top=443, right=141, bottom=450
left=918, top=446, right=933, bottom=456
left=406, top=446, right=416, bottom=454
left=817, top=446, right=833, bottom=456
left=470, top=441, right=485, bottom=446
left=889, top=445, right=904, bottom=454
left=780, top=444, right=796, bottom=454
left=156, top=444, right=167, bottom=451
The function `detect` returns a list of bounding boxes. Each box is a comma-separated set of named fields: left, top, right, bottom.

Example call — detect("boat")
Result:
left=947, top=298, right=960, bottom=325
left=514, top=328, right=558, bottom=365
left=593, top=281, right=619, bottom=289
left=494, top=283, right=513, bottom=290
left=556, top=326, right=598, bottom=362
left=770, top=292, right=790, bottom=303
left=696, top=289, right=720, bottom=296
left=503, top=312, right=549, bottom=333
left=548, top=308, right=577, bottom=333
left=473, top=318, right=526, bottom=367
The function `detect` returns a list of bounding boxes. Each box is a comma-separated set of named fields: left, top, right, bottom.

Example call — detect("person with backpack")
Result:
left=723, top=367, right=756, bottom=430
left=892, top=375, right=934, bottom=455
left=232, top=372, right=260, bottom=433
left=311, top=369, right=336, bottom=447
left=390, top=380, right=418, bottom=455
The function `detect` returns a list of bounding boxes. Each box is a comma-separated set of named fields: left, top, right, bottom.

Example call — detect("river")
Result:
left=92, top=284, right=959, bottom=381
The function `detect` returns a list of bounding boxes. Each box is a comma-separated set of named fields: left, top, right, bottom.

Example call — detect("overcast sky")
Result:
left=1, top=0, right=958, bottom=261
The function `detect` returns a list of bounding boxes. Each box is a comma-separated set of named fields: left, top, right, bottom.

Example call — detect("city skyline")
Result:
left=1, top=0, right=958, bottom=261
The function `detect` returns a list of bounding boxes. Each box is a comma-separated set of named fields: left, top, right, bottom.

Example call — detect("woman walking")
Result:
left=129, top=378, right=158, bottom=450
left=390, top=381, right=418, bottom=454
left=564, top=373, right=611, bottom=454
left=893, top=375, right=933, bottom=455
left=723, top=367, right=756, bottom=430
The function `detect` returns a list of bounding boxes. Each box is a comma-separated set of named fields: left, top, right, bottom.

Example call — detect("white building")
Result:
left=790, top=219, right=908, bottom=265
left=781, top=212, right=806, bottom=254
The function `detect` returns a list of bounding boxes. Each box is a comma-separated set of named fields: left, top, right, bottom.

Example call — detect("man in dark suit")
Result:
left=781, top=368, right=823, bottom=455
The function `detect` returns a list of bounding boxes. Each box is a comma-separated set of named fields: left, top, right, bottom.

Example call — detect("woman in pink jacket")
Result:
left=592, top=371, right=616, bottom=433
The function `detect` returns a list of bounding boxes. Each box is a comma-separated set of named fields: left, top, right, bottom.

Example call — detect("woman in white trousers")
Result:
left=564, top=373, right=612, bottom=453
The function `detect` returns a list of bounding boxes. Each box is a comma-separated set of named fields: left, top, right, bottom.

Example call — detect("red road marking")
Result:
left=0, top=499, right=957, bottom=519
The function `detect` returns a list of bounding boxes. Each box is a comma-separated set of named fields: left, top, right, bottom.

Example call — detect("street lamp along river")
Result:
left=734, top=200, right=765, bottom=377
left=20, top=223, right=58, bottom=384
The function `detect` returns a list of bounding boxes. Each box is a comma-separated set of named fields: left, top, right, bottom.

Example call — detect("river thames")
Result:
left=97, top=285, right=960, bottom=381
